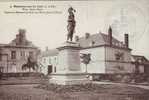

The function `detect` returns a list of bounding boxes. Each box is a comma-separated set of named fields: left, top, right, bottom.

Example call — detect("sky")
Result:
left=0, top=0, right=148, bottom=59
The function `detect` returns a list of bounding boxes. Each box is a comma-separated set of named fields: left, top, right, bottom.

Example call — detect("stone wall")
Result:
left=105, top=46, right=133, bottom=73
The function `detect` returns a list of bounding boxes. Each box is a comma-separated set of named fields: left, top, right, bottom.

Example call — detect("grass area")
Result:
left=35, top=83, right=149, bottom=95
left=0, top=83, right=149, bottom=100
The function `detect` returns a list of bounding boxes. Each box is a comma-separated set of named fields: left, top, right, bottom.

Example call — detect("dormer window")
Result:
left=91, top=41, right=95, bottom=46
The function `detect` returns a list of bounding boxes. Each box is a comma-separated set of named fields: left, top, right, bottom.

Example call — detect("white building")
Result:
left=39, top=27, right=149, bottom=75
left=39, top=49, right=58, bottom=75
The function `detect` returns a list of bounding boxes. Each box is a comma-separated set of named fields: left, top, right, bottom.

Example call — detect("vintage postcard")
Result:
left=0, top=0, right=149, bottom=100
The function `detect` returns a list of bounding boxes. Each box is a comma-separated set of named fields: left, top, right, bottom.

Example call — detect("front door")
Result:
left=48, top=65, right=52, bottom=74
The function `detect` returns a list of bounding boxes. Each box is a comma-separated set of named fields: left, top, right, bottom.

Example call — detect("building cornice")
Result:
left=80, top=44, right=132, bottom=51
left=3, top=45, right=38, bottom=49
left=105, top=60, right=132, bottom=64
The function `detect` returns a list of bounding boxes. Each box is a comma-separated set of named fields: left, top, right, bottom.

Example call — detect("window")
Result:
left=43, top=58, right=46, bottom=64
left=117, top=66, right=124, bottom=71
left=0, top=67, right=3, bottom=73
left=54, top=67, right=56, bottom=72
left=49, top=58, right=51, bottom=64
left=29, top=51, right=33, bottom=57
left=11, top=51, right=16, bottom=59
left=91, top=41, right=95, bottom=46
left=20, top=51, right=25, bottom=57
left=54, top=57, right=58, bottom=64
left=20, top=51, right=26, bottom=60
left=115, top=51, right=124, bottom=61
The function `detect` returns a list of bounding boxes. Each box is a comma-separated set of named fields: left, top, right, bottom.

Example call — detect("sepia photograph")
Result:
left=0, top=0, right=149, bottom=100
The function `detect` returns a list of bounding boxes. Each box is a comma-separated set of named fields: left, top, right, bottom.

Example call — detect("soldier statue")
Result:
left=67, top=7, right=76, bottom=41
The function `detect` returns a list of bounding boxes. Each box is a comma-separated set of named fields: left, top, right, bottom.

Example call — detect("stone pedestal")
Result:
left=49, top=41, right=90, bottom=85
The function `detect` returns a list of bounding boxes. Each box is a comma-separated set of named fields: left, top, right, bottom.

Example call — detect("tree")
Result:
left=80, top=53, right=91, bottom=73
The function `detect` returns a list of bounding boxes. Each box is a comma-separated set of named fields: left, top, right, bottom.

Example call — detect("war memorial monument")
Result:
left=49, top=7, right=90, bottom=85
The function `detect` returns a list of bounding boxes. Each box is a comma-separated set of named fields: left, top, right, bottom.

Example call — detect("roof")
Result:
left=6, top=29, right=38, bottom=48
left=132, top=55, right=149, bottom=62
left=0, top=30, right=38, bottom=49
left=41, top=49, right=59, bottom=57
left=77, top=32, right=125, bottom=48
left=0, top=42, right=38, bottom=49
left=40, top=32, right=129, bottom=57
left=131, top=55, right=149, bottom=65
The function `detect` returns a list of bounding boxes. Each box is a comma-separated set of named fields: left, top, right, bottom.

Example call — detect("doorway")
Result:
left=48, top=65, right=52, bottom=74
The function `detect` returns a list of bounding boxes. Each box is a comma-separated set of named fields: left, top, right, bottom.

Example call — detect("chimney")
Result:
left=124, top=34, right=129, bottom=48
left=19, top=29, right=26, bottom=39
left=85, top=33, right=90, bottom=39
left=18, top=29, right=26, bottom=45
left=108, top=26, right=112, bottom=46
left=15, top=34, right=20, bottom=45
left=75, top=35, right=79, bottom=42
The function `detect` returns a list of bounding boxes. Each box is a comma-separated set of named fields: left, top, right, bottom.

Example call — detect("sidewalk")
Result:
left=93, top=81, right=149, bottom=90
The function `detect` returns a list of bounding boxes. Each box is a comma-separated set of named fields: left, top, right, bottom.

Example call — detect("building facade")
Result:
left=0, top=29, right=39, bottom=73
left=39, top=27, right=148, bottom=75
left=131, top=55, right=149, bottom=74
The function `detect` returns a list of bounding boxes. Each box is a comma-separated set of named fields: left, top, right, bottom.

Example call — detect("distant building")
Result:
left=39, top=27, right=149, bottom=75
left=0, top=29, right=39, bottom=73
left=38, top=49, right=58, bottom=75
left=131, top=55, right=149, bottom=74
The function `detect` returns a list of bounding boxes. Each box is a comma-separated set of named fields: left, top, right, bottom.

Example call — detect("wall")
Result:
left=0, top=54, right=7, bottom=72
left=0, top=46, right=38, bottom=73
left=105, top=46, right=135, bottom=73
left=38, top=46, right=145, bottom=75
left=80, top=47, right=105, bottom=73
